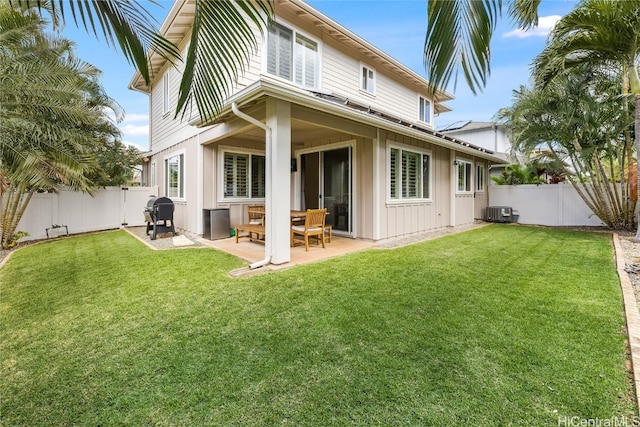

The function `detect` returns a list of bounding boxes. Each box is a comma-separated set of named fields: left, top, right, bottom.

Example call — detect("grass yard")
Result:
left=0, top=225, right=635, bottom=425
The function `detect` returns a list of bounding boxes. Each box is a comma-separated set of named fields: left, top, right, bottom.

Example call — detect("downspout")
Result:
left=231, top=102, right=272, bottom=269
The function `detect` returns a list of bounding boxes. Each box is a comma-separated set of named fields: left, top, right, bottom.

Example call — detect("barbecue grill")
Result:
left=144, top=196, right=176, bottom=240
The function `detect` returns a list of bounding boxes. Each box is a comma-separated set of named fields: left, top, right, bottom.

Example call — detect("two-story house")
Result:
left=130, top=0, right=504, bottom=266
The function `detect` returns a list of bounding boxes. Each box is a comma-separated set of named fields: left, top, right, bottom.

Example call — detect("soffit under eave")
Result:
left=129, top=0, right=195, bottom=92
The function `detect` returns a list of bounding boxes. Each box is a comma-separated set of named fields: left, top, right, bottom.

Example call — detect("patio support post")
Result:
left=231, top=102, right=273, bottom=268
left=451, top=150, right=457, bottom=227
left=266, top=98, right=291, bottom=265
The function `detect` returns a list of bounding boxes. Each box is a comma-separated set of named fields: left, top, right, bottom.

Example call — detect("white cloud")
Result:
left=502, top=15, right=562, bottom=39
left=120, top=123, right=149, bottom=137
left=122, top=140, right=147, bottom=152
left=123, top=113, right=149, bottom=122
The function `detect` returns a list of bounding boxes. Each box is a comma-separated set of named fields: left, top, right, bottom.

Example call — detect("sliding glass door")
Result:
left=301, top=146, right=352, bottom=235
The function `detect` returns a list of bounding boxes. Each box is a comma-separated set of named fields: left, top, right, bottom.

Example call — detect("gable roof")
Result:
left=129, top=0, right=453, bottom=113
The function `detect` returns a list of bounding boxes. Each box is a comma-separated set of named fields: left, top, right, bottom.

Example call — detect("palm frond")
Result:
left=424, top=0, right=501, bottom=95
left=533, top=0, right=640, bottom=90
left=508, top=0, right=541, bottom=30
left=176, top=0, right=273, bottom=122
left=9, top=0, right=180, bottom=84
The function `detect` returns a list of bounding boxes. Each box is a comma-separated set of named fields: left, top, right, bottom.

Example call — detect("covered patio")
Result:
left=200, top=234, right=376, bottom=272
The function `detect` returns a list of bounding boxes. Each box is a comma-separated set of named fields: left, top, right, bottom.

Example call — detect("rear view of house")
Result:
left=130, top=0, right=504, bottom=265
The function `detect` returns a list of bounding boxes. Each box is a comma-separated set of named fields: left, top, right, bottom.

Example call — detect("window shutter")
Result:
left=402, top=151, right=419, bottom=198
left=390, top=148, right=399, bottom=199
left=295, top=34, right=317, bottom=88
left=422, top=154, right=430, bottom=199
left=224, top=153, right=249, bottom=198
left=267, top=24, right=292, bottom=80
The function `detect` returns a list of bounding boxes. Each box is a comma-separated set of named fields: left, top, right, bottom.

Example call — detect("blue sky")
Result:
left=59, top=0, right=578, bottom=151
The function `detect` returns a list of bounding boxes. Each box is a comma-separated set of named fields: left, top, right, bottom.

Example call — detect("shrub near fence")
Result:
left=16, top=187, right=158, bottom=241
left=488, top=183, right=605, bottom=227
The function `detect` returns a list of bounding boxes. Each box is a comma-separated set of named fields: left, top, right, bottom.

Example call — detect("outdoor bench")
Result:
left=235, top=223, right=265, bottom=243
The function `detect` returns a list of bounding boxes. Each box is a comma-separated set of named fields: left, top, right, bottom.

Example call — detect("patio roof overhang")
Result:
left=191, top=77, right=507, bottom=164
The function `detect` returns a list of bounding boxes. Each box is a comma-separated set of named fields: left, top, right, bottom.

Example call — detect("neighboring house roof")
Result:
left=129, top=0, right=453, bottom=114
left=439, top=120, right=504, bottom=133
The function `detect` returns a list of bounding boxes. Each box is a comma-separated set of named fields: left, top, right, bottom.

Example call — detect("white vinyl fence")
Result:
left=488, top=183, right=605, bottom=227
left=16, top=186, right=158, bottom=241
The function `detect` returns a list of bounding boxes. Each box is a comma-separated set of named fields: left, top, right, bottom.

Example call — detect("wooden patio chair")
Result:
left=247, top=205, right=264, bottom=240
left=291, top=208, right=326, bottom=251
left=247, top=205, right=264, bottom=223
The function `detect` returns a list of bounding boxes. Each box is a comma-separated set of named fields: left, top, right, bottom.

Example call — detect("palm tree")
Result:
left=9, top=0, right=273, bottom=123
left=531, top=0, right=640, bottom=236
left=498, top=66, right=635, bottom=229
left=0, top=5, right=121, bottom=248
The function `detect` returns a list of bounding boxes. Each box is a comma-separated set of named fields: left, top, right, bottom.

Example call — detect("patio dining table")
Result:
left=247, top=206, right=309, bottom=223
left=244, top=207, right=330, bottom=244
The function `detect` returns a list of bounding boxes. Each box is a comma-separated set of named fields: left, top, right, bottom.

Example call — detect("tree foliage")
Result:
left=90, top=141, right=142, bottom=187
left=491, top=164, right=546, bottom=186
left=532, top=0, right=640, bottom=235
left=498, top=66, right=635, bottom=229
left=0, top=4, right=122, bottom=247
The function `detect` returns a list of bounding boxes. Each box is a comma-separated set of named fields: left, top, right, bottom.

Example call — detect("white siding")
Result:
left=444, top=126, right=511, bottom=154
left=321, top=38, right=428, bottom=125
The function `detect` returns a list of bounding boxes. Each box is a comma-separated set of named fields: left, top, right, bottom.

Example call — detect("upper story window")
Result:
left=476, top=164, right=485, bottom=192
left=419, top=96, right=431, bottom=124
left=456, top=159, right=473, bottom=193
left=267, top=23, right=319, bottom=89
left=388, top=143, right=431, bottom=202
left=162, top=73, right=170, bottom=115
left=361, top=64, right=376, bottom=95
left=222, top=150, right=266, bottom=199
left=165, top=153, right=184, bottom=199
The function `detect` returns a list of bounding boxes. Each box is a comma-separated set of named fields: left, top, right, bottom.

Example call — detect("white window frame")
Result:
left=456, top=158, right=473, bottom=194
left=387, top=142, right=432, bottom=204
left=360, top=64, right=376, bottom=95
left=218, top=147, right=266, bottom=202
left=265, top=22, right=320, bottom=90
left=476, top=163, right=485, bottom=192
left=162, top=73, right=170, bottom=115
left=419, top=96, right=431, bottom=125
left=164, top=151, right=185, bottom=200
left=150, top=161, right=157, bottom=187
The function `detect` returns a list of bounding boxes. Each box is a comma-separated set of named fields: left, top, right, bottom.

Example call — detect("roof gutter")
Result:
left=231, top=102, right=273, bottom=269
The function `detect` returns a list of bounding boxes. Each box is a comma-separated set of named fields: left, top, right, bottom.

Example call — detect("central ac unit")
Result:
left=486, top=206, right=513, bottom=223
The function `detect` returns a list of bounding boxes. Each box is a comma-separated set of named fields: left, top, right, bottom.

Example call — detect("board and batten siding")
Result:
left=153, top=137, right=200, bottom=234
left=375, top=131, right=453, bottom=241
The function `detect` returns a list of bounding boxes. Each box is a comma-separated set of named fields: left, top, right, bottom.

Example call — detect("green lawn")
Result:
left=0, top=225, right=635, bottom=425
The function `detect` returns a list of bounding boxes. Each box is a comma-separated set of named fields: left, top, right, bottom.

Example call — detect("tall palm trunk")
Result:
left=634, top=94, right=640, bottom=240
left=0, top=184, right=33, bottom=249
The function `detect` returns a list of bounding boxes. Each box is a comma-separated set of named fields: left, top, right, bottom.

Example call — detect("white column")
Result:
left=450, top=150, right=457, bottom=227
left=266, top=99, right=291, bottom=264
left=372, top=131, right=381, bottom=241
